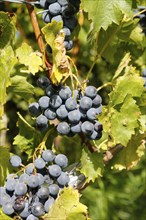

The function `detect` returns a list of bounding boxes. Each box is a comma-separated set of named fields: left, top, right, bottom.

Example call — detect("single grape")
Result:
left=92, top=94, right=102, bottom=107
left=80, top=96, right=92, bottom=111
left=64, top=16, right=77, bottom=30
left=55, top=154, right=68, bottom=168
left=2, top=202, right=14, bottom=215
left=51, top=15, right=63, bottom=22
left=65, top=97, right=77, bottom=110
left=34, top=158, right=46, bottom=170
left=26, top=214, right=39, bottom=220
left=94, top=121, right=103, bottom=132
left=6, top=179, right=18, bottom=191
left=27, top=175, right=39, bottom=188
left=59, top=86, right=72, bottom=100
left=42, top=12, right=51, bottom=23
left=15, top=183, right=27, bottom=196
left=40, top=0, right=49, bottom=8
left=36, top=115, right=48, bottom=129
left=38, top=96, right=50, bottom=110
left=42, top=149, right=55, bottom=162
left=64, top=40, right=73, bottom=50
left=78, top=107, right=86, bottom=119
left=57, top=172, right=69, bottom=185
left=13, top=197, right=25, bottom=211
left=6, top=173, right=18, bottom=181
left=57, top=122, right=70, bottom=135
left=58, top=0, right=68, bottom=6
left=85, top=86, right=97, bottom=99
left=26, top=163, right=34, bottom=175
left=36, top=173, right=45, bottom=186
left=86, top=108, right=97, bottom=121
left=95, top=105, right=102, bottom=114
left=0, top=193, right=10, bottom=206
left=31, top=202, right=45, bottom=217
left=48, top=2, right=61, bottom=15
left=10, top=155, right=22, bottom=167
left=37, top=77, right=50, bottom=89
left=49, top=95, right=62, bottom=109
left=81, top=121, right=94, bottom=134
left=49, top=184, right=59, bottom=196
left=48, top=164, right=62, bottom=177
left=62, top=27, right=71, bottom=38
left=44, top=108, right=56, bottom=120
left=19, top=173, right=29, bottom=184
left=56, top=105, right=68, bottom=120
left=44, top=197, right=55, bottom=212
left=20, top=201, right=31, bottom=218
left=87, top=130, right=98, bottom=140
left=37, top=186, right=50, bottom=199
left=68, top=109, right=81, bottom=123
left=70, top=122, right=81, bottom=134
left=43, top=175, right=54, bottom=184
left=29, top=103, right=41, bottom=117
left=0, top=186, right=6, bottom=195
left=45, top=85, right=55, bottom=97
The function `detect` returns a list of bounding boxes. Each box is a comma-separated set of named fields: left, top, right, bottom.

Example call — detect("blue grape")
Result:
left=20, top=201, right=31, bottom=218
left=6, top=179, right=18, bottom=191
left=86, top=108, right=97, bottom=121
left=38, top=96, right=50, bottom=109
left=92, top=94, right=102, bottom=107
left=59, top=86, right=72, bottom=100
left=87, top=130, right=98, bottom=140
left=70, top=122, right=81, bottom=133
left=0, top=187, right=6, bottom=195
left=28, top=103, right=41, bottom=117
left=48, top=164, right=62, bottom=177
left=27, top=175, right=39, bottom=188
left=95, top=105, right=102, bottom=114
left=37, top=77, right=50, bottom=89
left=26, top=163, right=34, bottom=175
left=94, top=121, right=103, bottom=132
left=57, top=122, right=70, bottom=135
left=2, top=202, right=14, bottom=215
left=65, top=97, right=77, bottom=110
left=40, top=0, right=49, bottom=8
left=37, top=173, right=45, bottom=186
left=44, top=197, right=54, bottom=212
left=45, top=85, right=55, bottom=97
left=68, top=109, right=81, bottom=123
left=81, top=121, right=94, bottom=134
left=34, top=158, right=46, bottom=169
left=36, top=115, right=48, bottom=129
left=26, top=214, right=39, bottom=220
left=13, top=197, right=25, bottom=211
left=42, top=149, right=55, bottom=162
left=49, top=184, right=59, bottom=196
left=64, top=40, right=73, bottom=50
left=80, top=96, right=92, bottom=110
left=37, top=186, right=50, bottom=199
left=49, top=2, right=61, bottom=15
left=42, top=12, right=51, bottom=23
left=6, top=173, right=18, bottom=181
left=55, top=154, right=68, bottom=167
left=10, top=155, right=22, bottom=167
left=56, top=105, right=68, bottom=120
left=51, top=15, right=63, bottom=22
left=0, top=193, right=10, bottom=206
left=43, top=175, right=54, bottom=184
left=85, top=86, right=97, bottom=98
left=44, top=108, right=56, bottom=120
left=62, top=27, right=71, bottom=38
left=58, top=0, right=68, bottom=6
left=50, top=95, right=62, bottom=109
left=64, top=16, right=77, bottom=30
left=57, top=172, right=69, bottom=185
left=31, top=202, right=45, bottom=217
left=19, top=173, right=29, bottom=184
left=15, top=183, right=27, bottom=196
left=78, top=107, right=86, bottom=119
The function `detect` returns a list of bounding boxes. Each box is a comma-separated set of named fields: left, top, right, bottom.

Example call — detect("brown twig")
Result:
left=79, top=133, right=97, bottom=153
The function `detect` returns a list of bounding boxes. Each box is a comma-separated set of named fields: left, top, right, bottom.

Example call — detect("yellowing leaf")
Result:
left=0, top=146, right=11, bottom=186
left=16, top=42, right=43, bottom=75
left=44, top=187, right=90, bottom=220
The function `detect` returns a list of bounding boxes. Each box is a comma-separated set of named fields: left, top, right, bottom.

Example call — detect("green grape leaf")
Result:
left=80, top=148, right=104, bottom=183
left=0, top=208, right=12, bottom=220
left=13, top=113, right=42, bottom=158
left=0, top=12, right=16, bottom=49
left=111, top=132, right=145, bottom=170
left=44, top=187, right=90, bottom=220
left=110, top=73, right=144, bottom=106
left=111, top=95, right=140, bottom=146
left=42, top=21, right=70, bottom=84
left=0, top=46, right=17, bottom=117
left=7, top=75, right=34, bottom=100
left=81, top=0, right=133, bottom=33
left=16, top=42, right=43, bottom=75
left=0, top=146, right=11, bottom=186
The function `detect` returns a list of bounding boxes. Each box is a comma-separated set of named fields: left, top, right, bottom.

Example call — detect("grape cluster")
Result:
left=0, top=152, right=75, bottom=219
left=37, top=0, right=80, bottom=51
left=142, top=68, right=146, bottom=88
left=29, top=77, right=103, bottom=140
left=134, top=6, right=146, bottom=35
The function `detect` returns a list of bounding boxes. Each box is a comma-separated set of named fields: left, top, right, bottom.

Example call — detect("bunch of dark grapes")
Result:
left=142, top=68, right=146, bottom=88
left=36, top=0, right=81, bottom=51
left=0, top=151, right=77, bottom=219
left=29, top=77, right=103, bottom=140
left=134, top=6, right=146, bottom=35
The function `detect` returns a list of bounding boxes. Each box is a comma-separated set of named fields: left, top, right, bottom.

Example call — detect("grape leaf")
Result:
left=42, top=21, right=70, bottom=84
left=13, top=113, right=42, bottom=158
left=81, top=0, right=133, bottom=33
left=0, top=146, right=11, bottom=186
left=0, top=12, right=16, bottom=49
left=16, top=42, right=43, bottom=75
left=7, top=75, right=34, bottom=100
left=44, top=187, right=90, bottom=220
left=80, top=148, right=104, bottom=183
left=0, top=46, right=17, bottom=117
left=111, top=131, right=145, bottom=170
left=0, top=208, right=12, bottom=220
